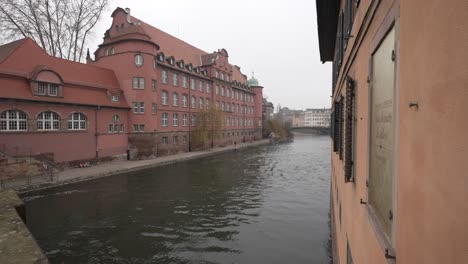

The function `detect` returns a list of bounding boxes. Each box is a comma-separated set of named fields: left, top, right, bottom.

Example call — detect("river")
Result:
left=22, top=134, right=332, bottom=264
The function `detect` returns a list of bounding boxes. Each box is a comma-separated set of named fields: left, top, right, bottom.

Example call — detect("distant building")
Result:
left=262, top=98, right=274, bottom=121
left=304, top=108, right=331, bottom=127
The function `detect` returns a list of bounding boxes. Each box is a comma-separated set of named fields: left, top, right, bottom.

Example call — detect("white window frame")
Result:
left=162, top=112, right=168, bottom=126
left=37, top=111, right=60, bottom=130
left=0, top=110, right=28, bottom=131
left=182, top=114, right=188, bottom=126
left=135, top=54, right=143, bottom=67
left=173, top=93, right=178, bottom=106
left=67, top=112, right=87, bottom=130
left=162, top=91, right=168, bottom=105
left=173, top=113, right=179, bottom=126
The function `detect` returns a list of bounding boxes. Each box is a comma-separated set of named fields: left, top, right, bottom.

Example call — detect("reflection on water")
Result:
left=22, top=135, right=331, bottom=264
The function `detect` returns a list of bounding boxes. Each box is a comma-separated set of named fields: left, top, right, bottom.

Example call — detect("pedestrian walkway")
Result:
left=20, top=140, right=270, bottom=193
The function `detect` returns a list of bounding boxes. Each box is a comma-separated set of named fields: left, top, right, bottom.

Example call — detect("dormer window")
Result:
left=110, top=47, right=115, bottom=55
left=111, top=95, right=120, bottom=102
left=157, top=53, right=165, bottom=62
left=195, top=67, right=200, bottom=74
left=187, top=64, right=192, bottom=71
left=135, top=54, right=143, bottom=67
left=36, top=82, right=60, bottom=97
left=178, top=60, right=184, bottom=68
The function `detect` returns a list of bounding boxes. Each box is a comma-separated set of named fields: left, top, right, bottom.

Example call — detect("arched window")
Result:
left=67, top=112, right=87, bottom=130
left=199, top=97, right=204, bottom=109
left=162, top=112, right=168, bottom=126
left=173, top=113, right=179, bottom=126
left=182, top=114, right=188, bottom=126
left=173, top=92, right=178, bottom=106
left=135, top=54, right=143, bottom=67
left=0, top=110, right=28, bottom=131
left=37, top=111, right=60, bottom=130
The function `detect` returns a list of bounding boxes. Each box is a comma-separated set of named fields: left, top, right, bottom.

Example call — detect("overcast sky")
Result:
left=88, top=0, right=331, bottom=110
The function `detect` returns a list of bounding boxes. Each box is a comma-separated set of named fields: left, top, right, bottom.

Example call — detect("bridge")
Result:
left=289, top=126, right=330, bottom=135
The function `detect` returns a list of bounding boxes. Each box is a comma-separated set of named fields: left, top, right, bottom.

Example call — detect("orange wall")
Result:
left=396, top=1, right=468, bottom=263
left=331, top=0, right=468, bottom=264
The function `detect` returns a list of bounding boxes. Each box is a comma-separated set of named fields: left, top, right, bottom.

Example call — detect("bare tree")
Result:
left=0, top=0, right=108, bottom=61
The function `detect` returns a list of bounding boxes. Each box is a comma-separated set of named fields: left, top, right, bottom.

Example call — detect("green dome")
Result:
left=248, top=72, right=259, bottom=87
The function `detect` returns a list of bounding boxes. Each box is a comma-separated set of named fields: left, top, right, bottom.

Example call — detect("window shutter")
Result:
left=333, top=101, right=340, bottom=152
left=338, top=96, right=344, bottom=160
left=344, top=77, right=355, bottom=182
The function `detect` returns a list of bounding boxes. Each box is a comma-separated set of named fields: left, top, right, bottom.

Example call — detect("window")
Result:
left=37, top=111, right=60, bottom=130
left=221, top=102, right=225, bottom=111
left=227, top=117, right=230, bottom=126
left=162, top=91, right=168, bottom=105
left=226, top=75, right=230, bottom=82
left=37, top=82, right=47, bottom=95
left=133, top=102, right=145, bottom=113
left=221, top=72, right=224, bottom=80
left=135, top=54, right=143, bottom=67
left=113, top=115, right=120, bottom=122
left=152, top=80, right=157, bottom=91
left=172, top=73, right=178, bottom=86
left=153, top=57, right=157, bottom=69
left=173, top=113, right=179, bottom=126
left=162, top=70, right=168, bottom=84
left=67, top=112, right=87, bottom=130
left=199, top=80, right=203, bottom=92
left=182, top=76, right=188, bottom=88
left=191, top=96, right=196, bottom=108
left=206, top=83, right=211, bottom=93
left=183, top=135, right=187, bottom=143
left=191, top=114, right=196, bottom=126
left=182, top=94, right=188, bottom=107
left=133, top=77, right=145, bottom=89
left=190, top=79, right=196, bottom=90
left=182, top=114, right=188, bottom=126
left=162, top=136, right=168, bottom=144
left=216, top=85, right=219, bottom=95
left=0, top=110, right=28, bottom=131
left=216, top=101, right=219, bottom=109
left=173, top=136, right=178, bottom=144
left=157, top=53, right=164, bottom=62
left=104, top=48, right=109, bottom=56
left=133, top=124, right=145, bottom=132
left=162, top=112, right=168, bottom=126
left=152, top=103, right=157, bottom=114
left=110, top=47, right=115, bottom=55
left=37, top=82, right=60, bottom=96
left=206, top=99, right=210, bottom=109
left=215, top=70, right=219, bottom=78
left=227, top=103, right=230, bottom=112
left=173, top=93, right=178, bottom=106
left=221, top=86, right=225, bottom=96
left=111, top=95, right=119, bottom=102
left=226, top=88, right=230, bottom=97
left=49, top=84, right=58, bottom=96
left=199, top=97, right=204, bottom=109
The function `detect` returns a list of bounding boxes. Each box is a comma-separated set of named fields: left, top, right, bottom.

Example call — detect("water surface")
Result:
left=23, top=135, right=331, bottom=263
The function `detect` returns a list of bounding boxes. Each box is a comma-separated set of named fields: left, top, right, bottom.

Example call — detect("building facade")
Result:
left=317, top=0, right=467, bottom=263
left=0, top=39, right=129, bottom=163
left=88, top=8, right=263, bottom=158
left=0, top=7, right=265, bottom=164
left=304, top=108, right=331, bottom=127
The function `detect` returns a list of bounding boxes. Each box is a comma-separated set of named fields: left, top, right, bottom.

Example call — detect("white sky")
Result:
left=87, top=0, right=331, bottom=110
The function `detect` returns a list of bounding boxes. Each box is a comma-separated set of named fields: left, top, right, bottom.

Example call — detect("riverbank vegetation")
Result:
left=262, top=118, right=293, bottom=140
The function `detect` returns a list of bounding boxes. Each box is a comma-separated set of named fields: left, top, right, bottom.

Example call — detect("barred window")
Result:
left=0, top=110, right=28, bottom=131
left=67, top=112, right=87, bottom=130
left=37, top=111, right=60, bottom=130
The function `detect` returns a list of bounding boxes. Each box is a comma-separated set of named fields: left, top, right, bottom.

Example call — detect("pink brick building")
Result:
left=0, top=7, right=264, bottom=164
